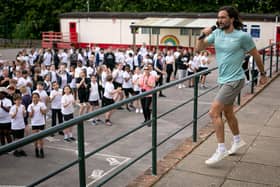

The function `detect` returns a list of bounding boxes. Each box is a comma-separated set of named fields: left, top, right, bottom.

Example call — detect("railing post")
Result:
left=77, top=122, right=86, bottom=187
left=237, top=93, right=241, bottom=105
left=262, top=49, right=266, bottom=66
left=270, top=45, right=273, bottom=78
left=193, top=76, right=199, bottom=142
left=152, top=93, right=157, bottom=175
left=276, top=44, right=279, bottom=72
left=251, top=58, right=255, bottom=94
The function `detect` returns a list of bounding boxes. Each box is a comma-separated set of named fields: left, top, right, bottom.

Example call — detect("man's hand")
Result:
left=201, top=27, right=214, bottom=38
left=259, top=75, right=268, bottom=85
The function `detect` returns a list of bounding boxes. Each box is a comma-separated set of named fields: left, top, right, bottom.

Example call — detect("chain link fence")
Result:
left=0, top=38, right=41, bottom=48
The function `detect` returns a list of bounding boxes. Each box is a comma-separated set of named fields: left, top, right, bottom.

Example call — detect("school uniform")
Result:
left=50, top=89, right=63, bottom=127
left=27, top=101, right=47, bottom=130
left=9, top=104, right=26, bottom=139
left=61, top=94, right=75, bottom=121
left=89, top=82, right=100, bottom=106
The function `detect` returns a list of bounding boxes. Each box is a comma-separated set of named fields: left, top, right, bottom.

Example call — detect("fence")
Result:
left=0, top=38, right=41, bottom=48
left=0, top=43, right=279, bottom=186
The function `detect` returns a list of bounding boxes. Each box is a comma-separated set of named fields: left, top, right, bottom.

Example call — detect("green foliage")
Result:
left=0, top=0, right=279, bottom=39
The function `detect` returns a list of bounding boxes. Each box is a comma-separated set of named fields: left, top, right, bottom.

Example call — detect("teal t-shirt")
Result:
left=207, top=29, right=255, bottom=84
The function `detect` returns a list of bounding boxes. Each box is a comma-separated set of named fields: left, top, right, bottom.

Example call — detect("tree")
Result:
left=0, top=0, right=279, bottom=39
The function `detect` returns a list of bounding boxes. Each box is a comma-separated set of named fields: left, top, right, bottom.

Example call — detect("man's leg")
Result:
left=209, top=100, right=225, bottom=143
left=205, top=100, right=228, bottom=165
left=224, top=105, right=239, bottom=135
left=224, top=105, right=246, bottom=155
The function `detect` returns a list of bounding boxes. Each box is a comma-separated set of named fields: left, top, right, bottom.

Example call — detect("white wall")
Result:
left=61, top=18, right=142, bottom=45
left=243, top=21, right=279, bottom=49
left=60, top=18, right=279, bottom=49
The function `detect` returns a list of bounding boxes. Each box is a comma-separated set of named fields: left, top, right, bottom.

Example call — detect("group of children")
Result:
left=0, top=83, right=77, bottom=158
left=0, top=46, right=212, bottom=159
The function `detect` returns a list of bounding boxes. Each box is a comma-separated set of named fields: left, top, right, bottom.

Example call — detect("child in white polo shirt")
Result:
left=61, top=85, right=76, bottom=142
left=9, top=94, right=27, bottom=157
left=49, top=81, right=63, bottom=136
left=28, top=92, right=47, bottom=158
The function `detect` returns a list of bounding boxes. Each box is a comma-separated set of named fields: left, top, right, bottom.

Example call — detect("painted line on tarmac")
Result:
left=161, top=98, right=212, bottom=105
left=45, top=146, right=131, bottom=160
left=44, top=145, right=131, bottom=186
left=198, top=101, right=212, bottom=105
left=86, top=156, right=131, bottom=187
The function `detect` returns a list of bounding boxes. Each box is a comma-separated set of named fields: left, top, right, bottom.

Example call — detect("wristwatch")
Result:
left=260, top=71, right=266, bottom=76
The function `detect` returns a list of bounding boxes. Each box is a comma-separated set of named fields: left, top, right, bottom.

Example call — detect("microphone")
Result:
left=198, top=25, right=217, bottom=40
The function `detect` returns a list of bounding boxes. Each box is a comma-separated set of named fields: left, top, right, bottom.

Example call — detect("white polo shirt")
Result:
left=122, top=71, right=132, bottom=89
left=103, top=82, right=114, bottom=99
left=89, top=82, right=100, bottom=101
left=27, top=102, right=47, bottom=126
left=50, top=89, right=62, bottom=109
left=61, top=94, right=75, bottom=115
left=0, top=98, right=12, bottom=123
left=9, top=104, right=25, bottom=130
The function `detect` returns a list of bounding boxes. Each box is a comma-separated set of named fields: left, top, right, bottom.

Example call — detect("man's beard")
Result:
left=219, top=22, right=231, bottom=30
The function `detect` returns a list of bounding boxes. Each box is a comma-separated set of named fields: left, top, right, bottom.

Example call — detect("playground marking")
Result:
left=45, top=145, right=131, bottom=186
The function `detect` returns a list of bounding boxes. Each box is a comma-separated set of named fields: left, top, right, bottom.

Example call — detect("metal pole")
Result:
left=270, top=46, right=273, bottom=78
left=251, top=58, right=255, bottom=94
left=87, top=1, right=89, bottom=12
left=156, top=33, right=159, bottom=50
left=132, top=31, right=136, bottom=52
left=77, top=122, right=86, bottom=187
left=262, top=49, right=266, bottom=67
left=152, top=93, right=157, bottom=175
left=149, top=28, right=152, bottom=48
left=193, top=76, right=199, bottom=142
left=277, top=44, right=279, bottom=72
left=237, top=93, right=241, bottom=105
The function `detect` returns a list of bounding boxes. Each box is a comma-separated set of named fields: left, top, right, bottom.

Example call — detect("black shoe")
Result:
left=64, top=138, right=71, bottom=143
left=69, top=137, right=76, bottom=141
left=58, top=131, right=64, bottom=135
left=105, top=119, right=112, bottom=126
left=19, top=150, right=27, bottom=156
left=142, top=120, right=151, bottom=127
left=126, top=107, right=131, bottom=112
left=129, top=104, right=135, bottom=109
left=96, top=119, right=103, bottom=123
left=35, top=148, right=39, bottom=158
left=13, top=150, right=21, bottom=157
left=40, top=149, right=44, bottom=158
left=159, top=94, right=166, bottom=97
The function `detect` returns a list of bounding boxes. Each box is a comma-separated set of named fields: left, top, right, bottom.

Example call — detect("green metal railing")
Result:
left=0, top=43, right=279, bottom=187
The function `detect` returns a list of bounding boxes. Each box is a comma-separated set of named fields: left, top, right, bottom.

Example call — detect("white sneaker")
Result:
left=140, top=109, right=143, bottom=113
left=205, top=149, right=228, bottom=165
left=178, top=84, right=182, bottom=89
left=136, top=108, right=139, bottom=113
left=228, top=140, right=246, bottom=155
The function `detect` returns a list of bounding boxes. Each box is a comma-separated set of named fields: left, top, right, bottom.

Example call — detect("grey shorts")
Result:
left=215, top=79, right=244, bottom=105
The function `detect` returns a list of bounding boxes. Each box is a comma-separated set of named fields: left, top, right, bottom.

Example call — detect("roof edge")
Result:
left=59, top=12, right=278, bottom=21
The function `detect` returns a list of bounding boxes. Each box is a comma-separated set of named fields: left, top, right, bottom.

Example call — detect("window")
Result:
left=180, top=28, right=189, bottom=35
left=250, top=25, right=260, bottom=38
left=152, top=28, right=160, bottom=35
left=192, top=29, right=201, bottom=36
left=141, top=28, right=150, bottom=34
left=242, top=25, right=247, bottom=32
left=141, top=28, right=160, bottom=35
